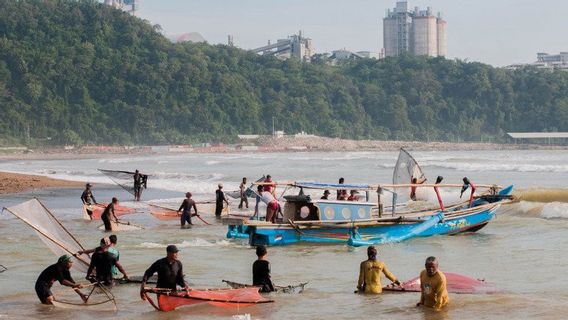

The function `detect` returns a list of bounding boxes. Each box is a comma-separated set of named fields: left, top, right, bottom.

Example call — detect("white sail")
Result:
left=3, top=198, right=90, bottom=273
left=392, top=149, right=427, bottom=208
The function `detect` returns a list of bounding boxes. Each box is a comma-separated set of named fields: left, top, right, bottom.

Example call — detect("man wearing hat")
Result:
left=140, top=245, right=189, bottom=300
left=178, top=192, right=198, bottom=228
left=347, top=190, right=360, bottom=201
left=35, top=255, right=86, bottom=304
left=356, top=246, right=400, bottom=294
left=81, top=183, right=97, bottom=219
left=321, top=190, right=331, bottom=200
left=215, top=183, right=229, bottom=218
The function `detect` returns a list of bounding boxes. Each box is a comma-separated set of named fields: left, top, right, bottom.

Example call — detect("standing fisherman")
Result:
left=215, top=184, right=229, bottom=218
left=252, top=245, right=275, bottom=293
left=101, top=197, right=119, bottom=231
left=238, top=177, right=249, bottom=209
left=357, top=246, right=400, bottom=294
left=178, top=192, right=198, bottom=228
left=140, top=245, right=189, bottom=300
left=81, top=183, right=97, bottom=219
left=417, top=256, right=449, bottom=310
left=133, top=170, right=143, bottom=201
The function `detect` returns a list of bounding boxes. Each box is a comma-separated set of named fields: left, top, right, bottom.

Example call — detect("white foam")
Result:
left=540, top=202, right=568, bottom=219
left=139, top=239, right=233, bottom=248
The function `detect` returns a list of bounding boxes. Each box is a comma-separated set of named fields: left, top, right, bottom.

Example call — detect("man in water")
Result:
left=101, top=197, right=119, bottom=231
left=35, top=255, right=86, bottom=304
left=81, top=183, right=97, bottom=219
left=357, top=246, right=400, bottom=294
left=238, top=177, right=249, bottom=209
left=133, top=169, right=143, bottom=201
left=140, top=245, right=189, bottom=300
left=78, top=235, right=122, bottom=278
left=178, top=192, right=198, bottom=228
left=254, top=185, right=264, bottom=218
left=86, top=237, right=128, bottom=286
left=215, top=183, right=229, bottom=218
left=252, top=245, right=275, bottom=293
left=417, top=256, right=449, bottom=310
left=410, top=177, right=426, bottom=201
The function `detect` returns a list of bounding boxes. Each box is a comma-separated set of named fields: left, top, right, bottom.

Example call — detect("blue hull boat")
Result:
left=227, top=185, right=513, bottom=247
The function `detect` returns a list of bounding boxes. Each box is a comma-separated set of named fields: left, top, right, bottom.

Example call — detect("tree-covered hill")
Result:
left=1, top=0, right=567, bottom=146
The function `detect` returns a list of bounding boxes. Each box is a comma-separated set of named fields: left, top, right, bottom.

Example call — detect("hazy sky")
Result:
left=132, top=0, right=567, bottom=67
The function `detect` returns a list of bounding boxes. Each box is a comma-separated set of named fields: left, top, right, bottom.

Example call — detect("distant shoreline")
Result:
left=0, top=136, right=566, bottom=162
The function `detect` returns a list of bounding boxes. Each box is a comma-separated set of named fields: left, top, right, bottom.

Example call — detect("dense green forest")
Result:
left=1, top=0, right=568, bottom=146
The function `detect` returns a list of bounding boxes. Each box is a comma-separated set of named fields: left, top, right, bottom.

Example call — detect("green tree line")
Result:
left=1, top=0, right=567, bottom=146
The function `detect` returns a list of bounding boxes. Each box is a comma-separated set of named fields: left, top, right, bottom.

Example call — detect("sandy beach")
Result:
left=0, top=171, right=84, bottom=194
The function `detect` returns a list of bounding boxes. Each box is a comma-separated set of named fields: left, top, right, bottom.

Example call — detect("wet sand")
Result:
left=0, top=171, right=84, bottom=194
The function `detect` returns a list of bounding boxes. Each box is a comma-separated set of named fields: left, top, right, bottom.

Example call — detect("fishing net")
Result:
left=383, top=272, right=500, bottom=294
left=98, top=169, right=147, bottom=196
left=52, top=285, right=117, bottom=311
left=392, top=148, right=427, bottom=209
left=3, top=199, right=90, bottom=273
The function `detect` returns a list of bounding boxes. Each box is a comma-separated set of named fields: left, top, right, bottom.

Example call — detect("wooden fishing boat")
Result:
left=147, top=203, right=214, bottom=224
left=227, top=181, right=514, bottom=246
left=382, top=272, right=501, bottom=294
left=222, top=280, right=307, bottom=294
left=82, top=203, right=135, bottom=221
left=142, top=287, right=273, bottom=312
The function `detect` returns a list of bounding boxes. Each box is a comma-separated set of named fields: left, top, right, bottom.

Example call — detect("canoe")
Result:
left=148, top=202, right=218, bottom=221
left=222, top=279, right=307, bottom=294
left=83, top=203, right=135, bottom=221
left=382, top=272, right=501, bottom=294
left=143, top=287, right=273, bottom=312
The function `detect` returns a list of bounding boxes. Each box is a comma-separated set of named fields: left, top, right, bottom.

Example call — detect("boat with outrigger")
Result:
left=226, top=149, right=514, bottom=247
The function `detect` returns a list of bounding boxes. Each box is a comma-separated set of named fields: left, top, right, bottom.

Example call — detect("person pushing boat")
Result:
left=356, top=246, right=400, bottom=294
left=86, top=237, right=128, bottom=286
left=417, top=256, right=449, bottom=310
left=140, top=245, right=189, bottom=300
left=81, top=183, right=97, bottom=219
left=35, top=255, right=86, bottom=304
left=252, top=245, right=275, bottom=293
left=101, top=197, right=119, bottom=231
left=178, top=192, right=198, bottom=228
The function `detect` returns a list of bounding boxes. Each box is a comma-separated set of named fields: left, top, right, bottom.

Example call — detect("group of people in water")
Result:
left=36, top=238, right=448, bottom=311
left=60, top=171, right=451, bottom=311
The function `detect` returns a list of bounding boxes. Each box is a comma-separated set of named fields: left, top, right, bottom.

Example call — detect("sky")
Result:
left=128, top=0, right=568, bottom=67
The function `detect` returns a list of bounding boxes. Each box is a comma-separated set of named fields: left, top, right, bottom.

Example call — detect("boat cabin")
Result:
left=282, top=194, right=377, bottom=222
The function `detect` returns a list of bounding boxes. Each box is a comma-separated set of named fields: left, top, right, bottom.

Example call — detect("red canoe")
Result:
left=143, top=287, right=273, bottom=312
left=83, top=203, right=135, bottom=220
left=383, top=272, right=501, bottom=294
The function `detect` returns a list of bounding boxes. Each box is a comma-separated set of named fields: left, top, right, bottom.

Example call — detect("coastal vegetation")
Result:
left=1, top=0, right=568, bottom=146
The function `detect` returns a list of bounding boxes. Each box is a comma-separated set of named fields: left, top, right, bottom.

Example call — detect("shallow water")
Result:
left=1, top=150, right=568, bottom=319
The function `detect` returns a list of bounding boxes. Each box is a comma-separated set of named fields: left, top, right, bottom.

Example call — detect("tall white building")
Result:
left=383, top=1, right=446, bottom=57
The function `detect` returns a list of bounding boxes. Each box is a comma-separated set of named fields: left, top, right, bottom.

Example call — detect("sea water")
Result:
left=1, top=150, right=567, bottom=319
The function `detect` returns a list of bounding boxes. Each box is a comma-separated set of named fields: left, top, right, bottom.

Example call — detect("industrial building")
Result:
left=506, top=52, right=568, bottom=71
left=383, top=1, right=446, bottom=58
left=103, top=0, right=137, bottom=15
left=250, top=31, right=314, bottom=62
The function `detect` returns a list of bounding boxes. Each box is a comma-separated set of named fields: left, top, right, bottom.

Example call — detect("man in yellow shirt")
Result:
left=357, top=246, right=400, bottom=294
left=417, top=256, right=449, bottom=310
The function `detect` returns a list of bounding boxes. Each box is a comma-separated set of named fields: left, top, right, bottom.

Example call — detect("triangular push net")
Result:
left=3, top=199, right=90, bottom=273
left=392, top=148, right=426, bottom=207
left=98, top=169, right=147, bottom=196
